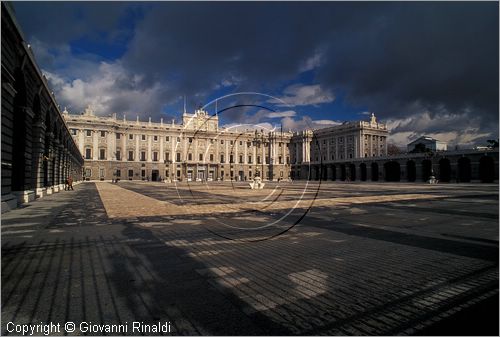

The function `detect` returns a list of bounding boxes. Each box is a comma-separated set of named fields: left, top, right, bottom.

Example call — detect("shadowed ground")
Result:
left=2, top=181, right=498, bottom=335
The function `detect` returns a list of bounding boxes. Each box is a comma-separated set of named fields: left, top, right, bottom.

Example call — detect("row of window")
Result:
left=85, top=168, right=286, bottom=180
left=84, top=148, right=289, bottom=164
left=313, top=135, right=386, bottom=146
left=72, top=129, right=284, bottom=148
left=310, top=152, right=386, bottom=161
left=314, top=153, right=353, bottom=161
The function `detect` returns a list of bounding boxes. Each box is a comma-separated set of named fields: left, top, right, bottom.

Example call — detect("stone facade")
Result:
left=306, top=149, right=498, bottom=183
left=64, top=107, right=293, bottom=182
left=64, top=102, right=392, bottom=182
left=290, top=113, right=388, bottom=180
left=66, top=106, right=499, bottom=184
left=1, top=3, right=84, bottom=213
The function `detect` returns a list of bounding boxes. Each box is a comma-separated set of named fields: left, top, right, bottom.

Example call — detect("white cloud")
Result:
left=266, top=110, right=296, bottom=118
left=221, top=122, right=275, bottom=132
left=269, top=84, right=335, bottom=107
left=42, top=70, right=66, bottom=88
left=314, top=119, right=341, bottom=126
left=299, top=52, right=324, bottom=73
left=44, top=61, right=167, bottom=117
left=387, top=112, right=493, bottom=148
left=427, top=130, right=492, bottom=146
left=388, top=132, right=416, bottom=147
left=281, top=116, right=341, bottom=131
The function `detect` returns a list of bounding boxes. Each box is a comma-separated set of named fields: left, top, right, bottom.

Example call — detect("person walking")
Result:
left=67, top=176, right=74, bottom=190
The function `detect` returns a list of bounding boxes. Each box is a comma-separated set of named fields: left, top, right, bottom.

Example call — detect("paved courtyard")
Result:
left=1, top=181, right=498, bottom=335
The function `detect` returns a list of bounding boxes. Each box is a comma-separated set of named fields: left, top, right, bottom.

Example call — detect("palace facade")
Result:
left=290, top=113, right=388, bottom=179
left=63, top=107, right=388, bottom=182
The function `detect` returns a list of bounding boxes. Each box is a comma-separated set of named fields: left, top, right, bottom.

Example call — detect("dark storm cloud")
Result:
left=12, top=2, right=140, bottom=46
left=317, top=3, right=498, bottom=122
left=11, top=2, right=498, bottom=142
left=122, top=2, right=497, bottom=128
left=122, top=2, right=359, bottom=94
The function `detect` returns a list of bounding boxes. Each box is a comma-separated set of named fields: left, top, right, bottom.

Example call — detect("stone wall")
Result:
left=1, top=3, right=84, bottom=213
left=296, top=150, right=499, bottom=183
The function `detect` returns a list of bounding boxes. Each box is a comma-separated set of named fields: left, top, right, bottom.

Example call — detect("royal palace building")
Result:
left=64, top=107, right=294, bottom=182
left=63, top=107, right=388, bottom=182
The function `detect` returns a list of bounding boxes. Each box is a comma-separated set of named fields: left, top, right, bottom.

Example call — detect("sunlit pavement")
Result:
left=2, top=181, right=498, bottom=335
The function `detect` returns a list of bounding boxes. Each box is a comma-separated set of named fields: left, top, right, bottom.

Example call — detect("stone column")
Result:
left=252, top=143, right=257, bottom=166
left=31, top=120, right=46, bottom=198
left=108, top=130, right=114, bottom=160
left=335, top=137, right=339, bottom=160
left=50, top=137, right=60, bottom=192
left=354, top=136, right=358, bottom=158
left=344, top=138, right=348, bottom=160
left=244, top=140, right=248, bottom=164
left=184, top=136, right=188, bottom=164
left=215, top=139, right=219, bottom=168
left=355, top=164, right=361, bottom=182
left=64, top=148, right=70, bottom=183
left=450, top=159, right=458, bottom=183
left=57, top=143, right=64, bottom=190
left=92, top=131, right=98, bottom=160
left=194, top=138, right=198, bottom=163
left=44, top=132, right=54, bottom=191
left=335, top=165, right=341, bottom=181
left=147, top=135, right=152, bottom=162
left=135, top=134, right=140, bottom=162
left=415, top=160, right=423, bottom=181
left=400, top=162, right=407, bottom=182
left=171, top=136, right=176, bottom=161
left=262, top=140, right=266, bottom=179
left=368, top=134, right=372, bottom=157
left=122, top=133, right=126, bottom=161
left=233, top=140, right=238, bottom=166
left=53, top=139, right=60, bottom=189
left=160, top=135, right=164, bottom=162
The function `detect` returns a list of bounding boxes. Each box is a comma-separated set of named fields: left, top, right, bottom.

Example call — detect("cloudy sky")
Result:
left=12, top=1, right=499, bottom=147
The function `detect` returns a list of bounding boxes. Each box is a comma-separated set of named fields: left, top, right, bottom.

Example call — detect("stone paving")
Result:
left=1, top=181, right=498, bottom=335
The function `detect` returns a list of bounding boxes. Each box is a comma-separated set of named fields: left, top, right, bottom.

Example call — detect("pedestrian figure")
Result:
left=64, top=177, right=69, bottom=190
left=67, top=176, right=74, bottom=190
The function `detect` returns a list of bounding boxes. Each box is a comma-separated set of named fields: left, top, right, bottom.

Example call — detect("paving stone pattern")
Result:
left=2, top=181, right=498, bottom=335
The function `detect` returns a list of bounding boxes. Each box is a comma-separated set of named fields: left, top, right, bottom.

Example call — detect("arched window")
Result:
left=479, top=156, right=495, bottom=183
left=360, top=163, right=367, bottom=181
left=457, top=157, right=471, bottom=182
left=439, top=158, right=451, bottom=182
left=371, top=163, right=379, bottom=181
left=384, top=161, right=401, bottom=182
left=407, top=160, right=416, bottom=182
